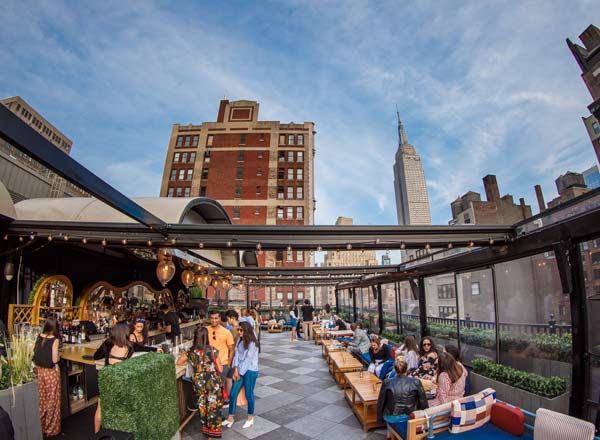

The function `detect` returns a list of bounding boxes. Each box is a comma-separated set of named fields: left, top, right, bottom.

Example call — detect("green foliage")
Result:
left=27, top=274, right=49, bottom=304
left=99, top=352, right=179, bottom=440
left=472, top=358, right=567, bottom=399
left=189, top=286, right=204, bottom=299
left=381, top=330, right=405, bottom=344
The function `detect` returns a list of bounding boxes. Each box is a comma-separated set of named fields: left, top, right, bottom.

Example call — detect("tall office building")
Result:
left=160, top=99, right=315, bottom=305
left=0, top=96, right=88, bottom=201
left=393, top=112, right=431, bottom=225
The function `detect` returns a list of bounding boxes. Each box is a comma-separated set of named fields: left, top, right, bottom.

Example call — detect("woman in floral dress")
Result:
left=177, top=326, right=224, bottom=439
left=410, top=337, right=439, bottom=381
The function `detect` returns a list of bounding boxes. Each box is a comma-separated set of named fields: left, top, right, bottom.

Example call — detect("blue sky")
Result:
left=1, top=0, right=598, bottom=227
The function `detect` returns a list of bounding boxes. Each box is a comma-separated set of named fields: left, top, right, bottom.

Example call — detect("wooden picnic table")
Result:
left=322, top=339, right=341, bottom=358
left=344, top=371, right=386, bottom=432
left=329, top=351, right=362, bottom=388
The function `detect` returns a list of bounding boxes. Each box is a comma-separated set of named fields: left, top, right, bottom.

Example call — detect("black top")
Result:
left=335, top=319, right=347, bottom=331
left=33, top=336, right=57, bottom=369
left=301, top=305, right=314, bottom=322
left=158, top=311, right=181, bottom=338
left=93, top=339, right=133, bottom=366
left=369, top=344, right=391, bottom=364
left=376, top=376, right=427, bottom=424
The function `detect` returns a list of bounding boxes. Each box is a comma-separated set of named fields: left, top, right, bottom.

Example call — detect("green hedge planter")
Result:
left=98, top=352, right=179, bottom=440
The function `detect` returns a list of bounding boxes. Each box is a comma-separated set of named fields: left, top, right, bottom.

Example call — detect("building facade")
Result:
left=393, top=113, right=431, bottom=226
left=160, top=100, right=315, bottom=305
left=0, top=96, right=88, bottom=202
left=547, top=171, right=590, bottom=209
left=583, top=164, right=600, bottom=190
left=582, top=115, right=600, bottom=164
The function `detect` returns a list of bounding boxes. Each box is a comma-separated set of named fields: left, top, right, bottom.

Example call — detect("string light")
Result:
left=199, top=242, right=204, bottom=248
left=375, top=238, right=381, bottom=244
left=63, top=235, right=69, bottom=241
left=346, top=243, right=352, bottom=250
left=226, top=241, right=232, bottom=247
left=122, top=239, right=128, bottom=245
left=489, top=238, right=495, bottom=245
left=400, top=242, right=406, bottom=249
left=468, top=241, right=475, bottom=248
left=48, top=235, right=53, bottom=241
left=82, top=237, right=87, bottom=244
left=18, top=236, right=24, bottom=242
left=256, top=243, right=262, bottom=250
left=30, top=233, right=35, bottom=240
left=101, top=238, right=107, bottom=247
left=425, top=243, right=431, bottom=250
left=316, top=245, right=322, bottom=252
left=447, top=243, right=453, bottom=249
left=287, top=244, right=292, bottom=252
left=2, top=234, right=7, bottom=240
left=147, top=240, right=153, bottom=247
left=171, top=238, right=177, bottom=245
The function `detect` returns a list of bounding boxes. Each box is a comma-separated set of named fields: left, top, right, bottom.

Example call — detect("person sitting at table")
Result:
left=409, top=337, right=439, bottom=381
left=368, top=335, right=392, bottom=377
left=333, top=315, right=347, bottom=331
left=176, top=326, right=224, bottom=440
left=342, top=322, right=371, bottom=363
left=377, top=358, right=428, bottom=436
left=93, top=321, right=134, bottom=433
left=427, top=351, right=467, bottom=407
left=400, top=335, right=420, bottom=372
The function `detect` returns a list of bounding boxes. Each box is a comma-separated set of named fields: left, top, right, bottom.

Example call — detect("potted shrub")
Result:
left=0, top=331, right=43, bottom=440
left=470, top=358, right=569, bottom=415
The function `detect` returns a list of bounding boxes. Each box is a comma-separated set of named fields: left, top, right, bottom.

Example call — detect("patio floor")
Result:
left=182, top=331, right=387, bottom=440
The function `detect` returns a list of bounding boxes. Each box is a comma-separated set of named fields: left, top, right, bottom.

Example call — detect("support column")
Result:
left=334, top=288, right=339, bottom=314
left=394, top=282, right=401, bottom=334
left=410, top=277, right=427, bottom=338
left=246, top=284, right=250, bottom=310
left=377, top=284, right=384, bottom=335
left=352, top=287, right=358, bottom=323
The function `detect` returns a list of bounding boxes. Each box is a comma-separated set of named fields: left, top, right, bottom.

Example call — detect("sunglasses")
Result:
left=136, top=318, right=145, bottom=323
left=422, top=343, right=431, bottom=346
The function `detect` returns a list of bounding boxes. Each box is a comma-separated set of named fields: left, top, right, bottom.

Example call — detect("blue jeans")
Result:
left=228, top=370, right=258, bottom=416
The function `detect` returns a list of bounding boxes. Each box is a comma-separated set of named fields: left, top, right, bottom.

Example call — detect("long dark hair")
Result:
left=324, top=304, right=331, bottom=313
left=437, top=351, right=463, bottom=383
left=191, top=326, right=209, bottom=351
left=419, top=337, right=437, bottom=357
left=238, top=321, right=258, bottom=350
left=42, top=315, right=61, bottom=339
left=111, top=321, right=131, bottom=348
left=131, top=318, right=149, bottom=344
left=403, top=335, right=418, bottom=353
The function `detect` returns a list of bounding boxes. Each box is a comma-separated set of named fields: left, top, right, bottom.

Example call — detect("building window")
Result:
left=192, top=135, right=199, bottom=146
left=277, top=186, right=284, bottom=199
left=288, top=134, right=294, bottom=145
left=286, top=207, right=293, bottom=219
left=167, top=187, right=174, bottom=197
left=594, top=269, right=600, bottom=279
left=235, top=187, right=241, bottom=198
left=202, top=168, right=209, bottom=179
left=258, top=151, right=263, bottom=159
left=287, top=168, right=294, bottom=180
left=178, top=169, right=185, bottom=181
left=277, top=207, right=284, bottom=220
left=439, top=306, right=457, bottom=318
left=593, top=122, right=600, bottom=135
left=287, top=292, right=293, bottom=300
left=186, top=169, right=193, bottom=181
left=279, top=134, right=285, bottom=145
left=257, top=167, right=262, bottom=177
left=255, top=206, right=260, bottom=215
left=259, top=133, right=264, bottom=142
left=189, top=152, right=196, bottom=162
left=471, top=281, right=480, bottom=295
left=238, top=150, right=245, bottom=162
left=170, top=170, right=177, bottom=181
left=200, top=186, right=206, bottom=197
left=297, top=292, right=303, bottom=300
left=297, top=134, right=304, bottom=145
left=256, top=186, right=261, bottom=196
left=204, top=151, right=211, bottom=163
left=276, top=292, right=283, bottom=300
left=296, top=207, right=304, bottom=220
left=286, top=251, right=293, bottom=262
left=184, top=187, right=191, bottom=197
left=236, top=167, right=243, bottom=179
left=278, top=168, right=285, bottom=179
left=278, top=151, right=285, bottom=162
left=297, top=168, right=303, bottom=180
left=287, top=187, right=293, bottom=199
left=297, top=151, right=304, bottom=162
left=176, top=187, right=183, bottom=197
left=233, top=206, right=240, bottom=218
left=240, top=134, right=246, bottom=145
left=207, top=135, right=214, bottom=146
left=276, top=250, right=283, bottom=261
left=592, top=252, right=600, bottom=264
left=173, top=153, right=181, bottom=163
left=297, top=186, right=303, bottom=199
left=176, top=136, right=184, bottom=147
left=437, top=284, right=456, bottom=299
left=297, top=251, right=304, bottom=262
left=288, top=151, right=294, bottom=162
left=184, top=136, right=192, bottom=147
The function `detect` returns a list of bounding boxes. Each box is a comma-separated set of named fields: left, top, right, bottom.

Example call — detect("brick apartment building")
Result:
left=160, top=99, right=315, bottom=305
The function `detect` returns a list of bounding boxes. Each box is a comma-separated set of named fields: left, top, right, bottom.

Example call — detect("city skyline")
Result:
left=0, top=2, right=597, bottom=227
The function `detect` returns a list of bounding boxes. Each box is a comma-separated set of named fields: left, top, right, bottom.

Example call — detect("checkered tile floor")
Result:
left=182, top=332, right=387, bottom=439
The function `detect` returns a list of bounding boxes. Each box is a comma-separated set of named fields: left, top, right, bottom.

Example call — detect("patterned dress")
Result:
left=187, top=347, right=224, bottom=438
left=410, top=352, right=439, bottom=381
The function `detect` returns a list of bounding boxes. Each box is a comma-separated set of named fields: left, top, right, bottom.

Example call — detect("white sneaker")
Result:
left=242, top=418, right=254, bottom=429
left=222, top=419, right=234, bottom=428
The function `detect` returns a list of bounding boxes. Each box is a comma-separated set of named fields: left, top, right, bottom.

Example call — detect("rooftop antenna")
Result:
left=396, top=104, right=408, bottom=146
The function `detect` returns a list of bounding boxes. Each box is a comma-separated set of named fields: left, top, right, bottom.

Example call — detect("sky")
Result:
left=1, top=0, right=599, bottom=229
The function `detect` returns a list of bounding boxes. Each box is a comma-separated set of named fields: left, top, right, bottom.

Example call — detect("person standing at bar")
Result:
left=33, top=315, right=62, bottom=438
left=207, top=311, right=234, bottom=394
left=222, top=321, right=259, bottom=429
left=158, top=303, right=181, bottom=342
left=300, top=299, right=314, bottom=341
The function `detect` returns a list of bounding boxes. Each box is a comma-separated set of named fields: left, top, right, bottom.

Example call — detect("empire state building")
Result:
left=393, top=113, right=431, bottom=225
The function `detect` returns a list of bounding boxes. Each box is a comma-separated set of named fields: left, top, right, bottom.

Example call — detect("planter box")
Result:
left=470, top=372, right=569, bottom=415
left=0, top=380, right=43, bottom=440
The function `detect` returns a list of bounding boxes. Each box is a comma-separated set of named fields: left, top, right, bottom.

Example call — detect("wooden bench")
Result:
left=344, top=371, right=386, bottom=432
left=267, top=322, right=283, bottom=333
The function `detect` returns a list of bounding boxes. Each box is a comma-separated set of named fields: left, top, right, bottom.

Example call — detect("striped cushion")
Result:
left=534, top=408, right=595, bottom=440
left=449, top=388, right=496, bottom=433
